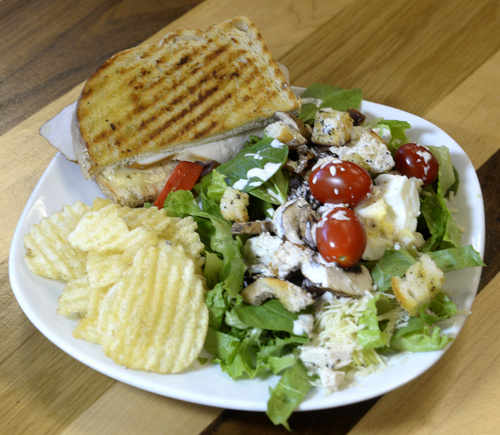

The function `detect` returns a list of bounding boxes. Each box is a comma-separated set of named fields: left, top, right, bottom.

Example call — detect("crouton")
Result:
left=311, top=108, right=353, bottom=146
left=391, top=253, right=444, bottom=316
left=220, top=188, right=250, bottom=222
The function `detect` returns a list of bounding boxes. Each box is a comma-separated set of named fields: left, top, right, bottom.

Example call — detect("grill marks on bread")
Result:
left=74, top=17, right=299, bottom=177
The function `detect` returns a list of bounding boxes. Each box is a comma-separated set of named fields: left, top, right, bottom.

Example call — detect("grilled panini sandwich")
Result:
left=71, top=16, right=301, bottom=207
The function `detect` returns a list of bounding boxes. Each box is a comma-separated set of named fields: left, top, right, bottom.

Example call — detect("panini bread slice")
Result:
left=72, top=16, right=300, bottom=207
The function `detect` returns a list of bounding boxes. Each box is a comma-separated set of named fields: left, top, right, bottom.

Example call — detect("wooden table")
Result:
left=2, top=1, right=499, bottom=433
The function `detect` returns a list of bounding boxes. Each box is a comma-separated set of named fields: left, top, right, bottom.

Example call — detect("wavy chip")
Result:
left=86, top=248, right=140, bottom=289
left=97, top=242, right=208, bottom=373
left=160, top=216, right=205, bottom=272
left=57, top=276, right=92, bottom=317
left=24, top=198, right=208, bottom=374
left=24, top=202, right=90, bottom=280
left=73, top=285, right=110, bottom=344
left=68, top=204, right=159, bottom=252
left=90, top=197, right=114, bottom=211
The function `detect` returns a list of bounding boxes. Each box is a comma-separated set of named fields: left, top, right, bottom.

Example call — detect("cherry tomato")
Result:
left=394, top=143, right=439, bottom=185
left=316, top=206, right=367, bottom=268
left=309, top=160, right=372, bottom=207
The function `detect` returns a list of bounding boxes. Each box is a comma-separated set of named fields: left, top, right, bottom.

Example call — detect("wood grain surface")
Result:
left=0, top=0, right=204, bottom=136
left=1, top=0, right=499, bottom=434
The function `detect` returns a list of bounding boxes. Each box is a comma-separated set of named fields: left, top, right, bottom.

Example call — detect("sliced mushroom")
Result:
left=272, top=198, right=317, bottom=246
left=301, top=254, right=373, bottom=297
left=274, top=111, right=312, bottom=141
left=231, top=220, right=273, bottom=235
left=240, top=277, right=314, bottom=313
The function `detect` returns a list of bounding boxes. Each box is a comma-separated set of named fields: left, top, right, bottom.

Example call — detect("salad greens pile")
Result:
left=161, top=83, right=484, bottom=429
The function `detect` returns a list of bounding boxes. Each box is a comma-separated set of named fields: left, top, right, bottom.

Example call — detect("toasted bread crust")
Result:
left=74, top=16, right=300, bottom=179
left=392, top=254, right=445, bottom=316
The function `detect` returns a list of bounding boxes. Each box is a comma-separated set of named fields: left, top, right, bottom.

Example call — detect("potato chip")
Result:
left=24, top=202, right=90, bottom=280
left=97, top=242, right=208, bottom=374
left=73, top=285, right=109, bottom=344
left=86, top=246, right=148, bottom=289
left=24, top=197, right=209, bottom=375
left=73, top=315, right=101, bottom=343
left=121, top=206, right=172, bottom=233
left=57, top=276, right=92, bottom=317
left=68, top=205, right=159, bottom=252
left=160, top=216, right=205, bottom=272
left=90, top=197, right=114, bottom=211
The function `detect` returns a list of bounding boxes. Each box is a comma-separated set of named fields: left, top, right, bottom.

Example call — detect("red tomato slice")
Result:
left=153, top=161, right=203, bottom=208
left=309, top=160, right=372, bottom=207
left=316, top=206, right=367, bottom=268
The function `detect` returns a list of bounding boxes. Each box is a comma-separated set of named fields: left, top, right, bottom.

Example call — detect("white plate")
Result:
left=9, top=92, right=485, bottom=412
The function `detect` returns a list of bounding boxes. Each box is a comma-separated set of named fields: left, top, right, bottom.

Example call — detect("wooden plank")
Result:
left=201, top=399, right=379, bottom=434
left=0, top=0, right=204, bottom=135
left=281, top=0, right=500, bottom=116
left=159, top=0, right=355, bottom=59
left=424, top=50, right=500, bottom=170
left=61, top=383, right=221, bottom=435
left=477, top=149, right=500, bottom=291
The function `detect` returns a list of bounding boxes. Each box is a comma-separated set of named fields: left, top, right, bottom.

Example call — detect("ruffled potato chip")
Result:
left=24, top=202, right=90, bottom=281
left=68, top=205, right=160, bottom=253
left=24, top=197, right=208, bottom=374
left=98, top=242, right=208, bottom=373
left=57, top=276, right=92, bottom=317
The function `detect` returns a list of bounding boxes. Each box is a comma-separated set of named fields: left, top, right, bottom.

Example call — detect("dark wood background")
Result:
left=0, top=0, right=203, bottom=136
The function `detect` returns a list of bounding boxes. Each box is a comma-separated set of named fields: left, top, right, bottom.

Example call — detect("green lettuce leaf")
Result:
left=368, top=248, right=417, bottom=292
left=420, top=292, right=457, bottom=325
left=389, top=292, right=456, bottom=352
left=420, top=185, right=461, bottom=251
left=373, top=119, right=412, bottom=153
left=213, top=325, right=307, bottom=381
left=247, top=168, right=289, bottom=206
left=268, top=355, right=296, bottom=375
left=194, top=169, right=228, bottom=204
left=357, top=294, right=390, bottom=349
left=266, top=360, right=314, bottom=430
left=428, top=145, right=458, bottom=197
left=429, top=245, right=485, bottom=272
left=205, top=282, right=232, bottom=330
left=389, top=316, right=453, bottom=352
left=163, top=190, right=246, bottom=298
left=233, top=299, right=298, bottom=333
